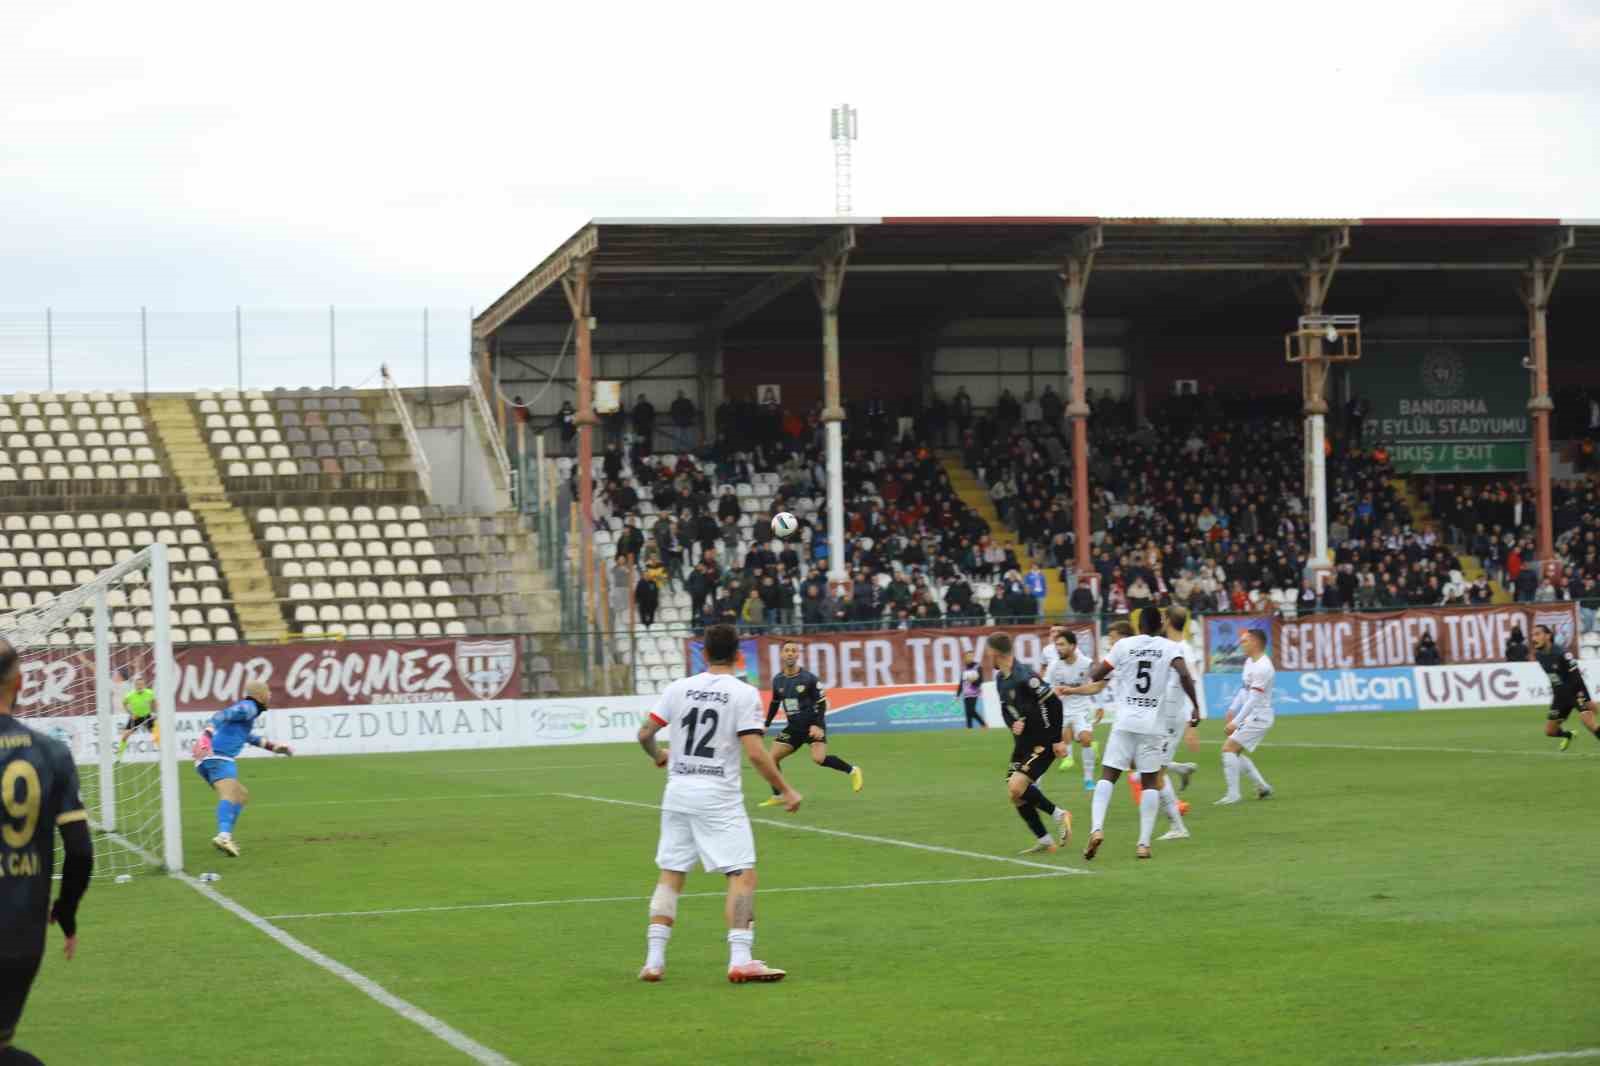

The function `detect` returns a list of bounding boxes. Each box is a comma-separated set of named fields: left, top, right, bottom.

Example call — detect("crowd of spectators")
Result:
left=582, top=392, right=1058, bottom=633
left=570, top=381, right=1600, bottom=635
left=964, top=387, right=1473, bottom=618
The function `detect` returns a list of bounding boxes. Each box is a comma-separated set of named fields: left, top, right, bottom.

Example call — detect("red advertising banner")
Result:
left=1274, top=603, right=1578, bottom=671
left=16, top=637, right=521, bottom=714
left=683, top=623, right=1099, bottom=691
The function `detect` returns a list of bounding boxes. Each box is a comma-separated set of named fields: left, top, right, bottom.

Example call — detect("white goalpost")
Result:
left=2, top=542, right=182, bottom=877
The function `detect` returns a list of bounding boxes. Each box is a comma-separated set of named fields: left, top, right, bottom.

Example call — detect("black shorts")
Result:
left=124, top=715, right=155, bottom=733
left=0, top=953, right=42, bottom=1045
left=1547, top=689, right=1590, bottom=722
left=776, top=714, right=825, bottom=750
left=1007, top=738, right=1056, bottom=782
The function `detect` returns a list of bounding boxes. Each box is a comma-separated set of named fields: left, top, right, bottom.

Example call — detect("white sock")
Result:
left=727, top=928, right=754, bottom=968
left=1137, top=788, right=1160, bottom=847
left=1037, top=833, right=1053, bottom=845
left=1080, top=743, right=1097, bottom=782
left=1160, top=781, right=1186, bottom=832
left=1091, top=779, right=1113, bottom=833
left=1222, top=751, right=1242, bottom=799
left=1239, top=754, right=1270, bottom=791
left=1169, top=761, right=1195, bottom=774
left=645, top=923, right=671, bottom=970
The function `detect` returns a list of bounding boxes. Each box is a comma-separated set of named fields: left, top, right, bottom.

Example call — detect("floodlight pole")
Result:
left=1522, top=228, right=1573, bottom=568
left=1296, top=229, right=1348, bottom=590
left=817, top=253, right=849, bottom=584
left=1059, top=228, right=1102, bottom=598
left=561, top=256, right=598, bottom=629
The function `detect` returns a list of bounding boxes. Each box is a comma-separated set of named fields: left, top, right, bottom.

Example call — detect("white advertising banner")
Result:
left=1414, top=661, right=1600, bottom=711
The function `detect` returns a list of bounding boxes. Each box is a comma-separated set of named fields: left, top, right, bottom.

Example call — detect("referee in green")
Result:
left=116, top=672, right=158, bottom=759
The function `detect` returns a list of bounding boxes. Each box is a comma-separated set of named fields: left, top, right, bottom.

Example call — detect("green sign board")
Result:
left=1351, top=343, right=1529, bottom=474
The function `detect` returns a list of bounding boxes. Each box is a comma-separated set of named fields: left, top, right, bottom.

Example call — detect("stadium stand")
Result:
left=0, top=390, right=241, bottom=643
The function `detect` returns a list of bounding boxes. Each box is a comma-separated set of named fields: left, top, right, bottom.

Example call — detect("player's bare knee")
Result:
left=810, top=748, right=827, bottom=765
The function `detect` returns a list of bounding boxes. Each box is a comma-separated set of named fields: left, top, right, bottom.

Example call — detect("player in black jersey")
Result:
left=987, top=632, right=1072, bottom=855
left=1532, top=624, right=1596, bottom=751
left=0, top=639, right=94, bottom=1065
left=758, top=640, right=862, bottom=806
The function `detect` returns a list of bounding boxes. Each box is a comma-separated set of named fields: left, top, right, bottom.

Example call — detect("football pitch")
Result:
left=23, top=707, right=1600, bottom=1066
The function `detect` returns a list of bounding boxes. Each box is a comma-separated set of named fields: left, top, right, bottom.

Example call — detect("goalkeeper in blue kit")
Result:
left=193, top=681, right=293, bottom=858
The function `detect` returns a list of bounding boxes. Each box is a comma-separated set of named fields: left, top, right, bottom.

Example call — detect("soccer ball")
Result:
left=771, top=512, right=798, bottom=539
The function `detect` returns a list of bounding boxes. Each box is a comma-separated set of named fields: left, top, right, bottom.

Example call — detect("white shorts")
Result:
left=655, top=805, right=757, bottom=874
left=1102, top=728, right=1165, bottom=774
left=1159, top=729, right=1181, bottom=765
left=1229, top=717, right=1273, bottom=753
left=1064, top=711, right=1096, bottom=739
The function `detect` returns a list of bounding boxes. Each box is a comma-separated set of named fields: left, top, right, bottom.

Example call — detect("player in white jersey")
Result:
left=635, top=625, right=802, bottom=984
left=1153, top=606, right=1201, bottom=840
left=1215, top=627, right=1276, bottom=805
left=1044, top=630, right=1105, bottom=792
left=1083, top=609, right=1199, bottom=861
left=1038, top=624, right=1098, bottom=777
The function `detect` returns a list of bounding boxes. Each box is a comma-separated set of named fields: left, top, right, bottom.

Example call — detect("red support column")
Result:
left=1062, top=253, right=1095, bottom=593
left=1527, top=263, right=1555, bottom=564
left=562, top=258, right=596, bottom=626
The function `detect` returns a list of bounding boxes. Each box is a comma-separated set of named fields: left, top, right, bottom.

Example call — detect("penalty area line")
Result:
left=264, top=872, right=1073, bottom=921
left=553, top=792, right=1090, bottom=875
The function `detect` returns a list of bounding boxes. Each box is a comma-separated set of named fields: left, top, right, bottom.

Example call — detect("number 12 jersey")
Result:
left=651, top=672, right=765, bottom=812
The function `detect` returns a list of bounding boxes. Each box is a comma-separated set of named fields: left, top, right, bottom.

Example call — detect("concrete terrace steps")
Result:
left=937, top=450, right=1066, bottom=616
left=147, top=397, right=289, bottom=642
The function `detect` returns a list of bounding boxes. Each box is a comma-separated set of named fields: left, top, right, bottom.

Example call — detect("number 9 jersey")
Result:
left=650, top=671, right=765, bottom=813
left=0, top=716, right=87, bottom=957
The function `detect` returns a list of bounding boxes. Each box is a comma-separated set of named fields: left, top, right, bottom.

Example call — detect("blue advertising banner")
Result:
left=1204, top=615, right=1274, bottom=673
left=1202, top=667, right=1421, bottom=716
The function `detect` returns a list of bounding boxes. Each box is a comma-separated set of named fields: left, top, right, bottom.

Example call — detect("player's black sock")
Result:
left=820, top=755, right=853, bottom=775
left=1556, top=729, right=1573, bottom=739
left=1017, top=802, right=1048, bottom=838
left=1, top=1046, right=46, bottom=1065
left=1023, top=784, right=1056, bottom=815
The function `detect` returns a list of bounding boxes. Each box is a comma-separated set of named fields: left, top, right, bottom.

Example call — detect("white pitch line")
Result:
left=553, top=792, right=1089, bottom=875
left=1267, top=741, right=1588, bottom=759
left=178, top=871, right=517, bottom=1066
left=1399, top=1049, right=1600, bottom=1066
left=105, top=829, right=515, bottom=1065
left=264, top=872, right=1072, bottom=921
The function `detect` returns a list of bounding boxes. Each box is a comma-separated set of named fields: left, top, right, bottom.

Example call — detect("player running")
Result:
left=193, top=681, right=294, bottom=857
left=0, top=638, right=94, bottom=1066
left=988, top=632, right=1073, bottom=855
left=1216, top=628, right=1275, bottom=805
left=759, top=640, right=862, bottom=805
left=1155, top=606, right=1201, bottom=840
left=1084, top=609, right=1199, bottom=861
left=636, top=624, right=801, bottom=984
left=1045, top=630, right=1104, bottom=792
left=1532, top=624, right=1596, bottom=751
left=115, top=671, right=158, bottom=759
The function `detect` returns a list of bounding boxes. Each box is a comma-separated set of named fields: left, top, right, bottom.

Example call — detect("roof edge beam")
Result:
left=474, top=225, right=599, bottom=340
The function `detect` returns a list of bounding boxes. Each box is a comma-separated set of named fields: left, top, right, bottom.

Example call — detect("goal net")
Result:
left=1, top=542, right=182, bottom=879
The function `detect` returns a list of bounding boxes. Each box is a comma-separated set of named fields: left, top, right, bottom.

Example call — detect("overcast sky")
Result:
left=1, top=0, right=1596, bottom=387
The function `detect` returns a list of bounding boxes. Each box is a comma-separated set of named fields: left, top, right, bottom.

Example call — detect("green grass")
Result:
left=18, top=708, right=1600, bottom=1065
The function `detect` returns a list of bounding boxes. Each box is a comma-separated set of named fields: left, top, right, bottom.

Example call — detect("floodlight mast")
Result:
left=831, top=105, right=857, bottom=217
